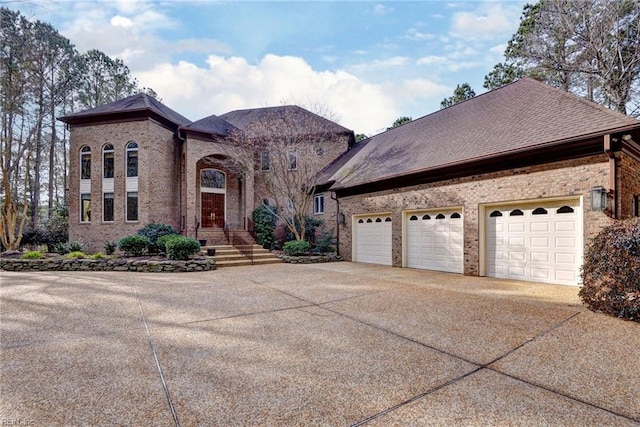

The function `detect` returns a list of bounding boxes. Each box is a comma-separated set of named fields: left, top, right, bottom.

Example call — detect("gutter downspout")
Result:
left=604, top=134, right=617, bottom=219
left=176, top=128, right=186, bottom=233
left=331, top=191, right=340, bottom=257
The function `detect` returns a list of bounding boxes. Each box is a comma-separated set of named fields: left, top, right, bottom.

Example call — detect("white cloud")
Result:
left=134, top=54, right=400, bottom=135
left=416, top=55, right=448, bottom=66
left=110, top=15, right=133, bottom=28
left=370, top=4, right=394, bottom=15
left=450, top=2, right=522, bottom=40
left=405, top=28, right=436, bottom=41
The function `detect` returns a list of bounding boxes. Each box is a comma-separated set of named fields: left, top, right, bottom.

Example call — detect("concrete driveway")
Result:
left=1, top=262, right=639, bottom=426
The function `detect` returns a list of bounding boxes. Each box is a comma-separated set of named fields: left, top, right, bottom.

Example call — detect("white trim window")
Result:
left=314, top=194, right=325, bottom=214
left=103, top=144, right=114, bottom=179
left=80, top=146, right=91, bottom=180
left=80, top=193, right=91, bottom=223
left=103, top=192, right=114, bottom=222
left=126, top=141, right=138, bottom=178
left=126, top=191, right=138, bottom=222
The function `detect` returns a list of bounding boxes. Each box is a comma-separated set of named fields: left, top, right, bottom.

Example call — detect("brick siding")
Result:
left=69, top=119, right=178, bottom=253
left=336, top=154, right=614, bottom=276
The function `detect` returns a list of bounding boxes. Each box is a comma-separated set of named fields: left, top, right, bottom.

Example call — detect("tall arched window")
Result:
left=80, top=146, right=91, bottom=180
left=126, top=141, right=138, bottom=177
left=103, top=144, right=114, bottom=179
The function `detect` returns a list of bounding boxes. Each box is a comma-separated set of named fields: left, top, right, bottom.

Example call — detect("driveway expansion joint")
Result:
left=130, top=277, right=181, bottom=427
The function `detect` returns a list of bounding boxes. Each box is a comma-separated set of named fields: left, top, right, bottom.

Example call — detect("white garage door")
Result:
left=355, top=215, right=392, bottom=265
left=486, top=201, right=582, bottom=285
left=406, top=209, right=463, bottom=273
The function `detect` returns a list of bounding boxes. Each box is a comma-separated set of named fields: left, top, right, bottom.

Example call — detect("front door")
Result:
left=201, top=193, right=225, bottom=228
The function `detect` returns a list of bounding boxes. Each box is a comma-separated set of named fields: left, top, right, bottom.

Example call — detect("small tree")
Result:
left=386, top=116, right=412, bottom=130
left=227, top=105, right=345, bottom=242
left=440, top=83, right=476, bottom=109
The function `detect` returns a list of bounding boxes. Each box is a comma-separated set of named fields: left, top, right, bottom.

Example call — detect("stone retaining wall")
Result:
left=1, top=258, right=216, bottom=273
left=279, top=254, right=343, bottom=264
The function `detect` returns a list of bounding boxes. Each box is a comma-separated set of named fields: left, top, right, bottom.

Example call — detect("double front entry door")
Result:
left=201, top=193, right=225, bottom=228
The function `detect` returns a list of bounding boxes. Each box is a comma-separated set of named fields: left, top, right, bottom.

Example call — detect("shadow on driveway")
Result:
left=1, top=263, right=638, bottom=425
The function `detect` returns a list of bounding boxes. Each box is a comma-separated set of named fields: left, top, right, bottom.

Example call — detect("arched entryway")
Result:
left=200, top=169, right=226, bottom=228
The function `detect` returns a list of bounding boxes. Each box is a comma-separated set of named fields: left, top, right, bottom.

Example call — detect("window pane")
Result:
left=261, top=151, right=270, bottom=171
left=126, top=150, right=138, bottom=177
left=103, top=193, right=114, bottom=222
left=314, top=195, right=324, bottom=214
left=81, top=194, right=91, bottom=222
left=200, top=170, right=225, bottom=188
left=287, top=149, right=297, bottom=170
left=103, top=151, right=114, bottom=178
left=81, top=153, right=91, bottom=180
left=127, top=192, right=138, bottom=221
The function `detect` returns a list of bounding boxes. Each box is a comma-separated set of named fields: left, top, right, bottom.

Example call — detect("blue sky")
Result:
left=11, top=0, right=527, bottom=135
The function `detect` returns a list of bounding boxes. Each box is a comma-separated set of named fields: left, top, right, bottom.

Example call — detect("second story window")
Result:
left=80, top=146, right=91, bottom=180
left=103, top=144, right=114, bottom=179
left=287, top=148, right=298, bottom=171
left=126, top=141, right=138, bottom=177
left=261, top=150, right=270, bottom=171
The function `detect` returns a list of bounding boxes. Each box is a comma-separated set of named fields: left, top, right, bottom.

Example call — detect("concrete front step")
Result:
left=202, top=244, right=282, bottom=268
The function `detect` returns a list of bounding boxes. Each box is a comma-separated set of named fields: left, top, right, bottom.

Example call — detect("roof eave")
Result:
left=58, top=108, right=183, bottom=131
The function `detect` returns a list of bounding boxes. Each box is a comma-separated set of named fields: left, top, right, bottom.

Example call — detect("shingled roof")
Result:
left=220, top=105, right=352, bottom=137
left=181, top=114, right=239, bottom=137
left=59, top=93, right=191, bottom=128
left=326, top=78, right=640, bottom=190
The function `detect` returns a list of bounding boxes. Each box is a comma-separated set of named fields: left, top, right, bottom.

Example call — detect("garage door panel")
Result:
left=407, top=209, right=463, bottom=273
left=509, top=222, right=526, bottom=232
left=508, top=266, right=526, bottom=277
left=530, top=252, right=549, bottom=262
left=556, top=237, right=577, bottom=248
left=530, top=222, right=550, bottom=232
left=556, top=252, right=577, bottom=264
left=355, top=215, right=392, bottom=266
left=509, top=237, right=526, bottom=247
left=556, top=221, right=576, bottom=232
left=531, top=268, right=550, bottom=279
left=530, top=237, right=550, bottom=248
left=486, top=201, right=582, bottom=285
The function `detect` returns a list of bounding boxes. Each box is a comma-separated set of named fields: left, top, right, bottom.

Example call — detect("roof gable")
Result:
left=327, top=78, right=640, bottom=190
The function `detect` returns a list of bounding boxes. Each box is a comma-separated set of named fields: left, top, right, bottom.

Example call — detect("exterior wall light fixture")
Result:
left=338, top=212, right=346, bottom=225
left=590, top=186, right=607, bottom=211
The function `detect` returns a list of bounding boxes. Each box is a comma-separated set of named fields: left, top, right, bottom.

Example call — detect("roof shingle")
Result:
left=59, top=93, right=191, bottom=126
left=327, top=78, right=639, bottom=190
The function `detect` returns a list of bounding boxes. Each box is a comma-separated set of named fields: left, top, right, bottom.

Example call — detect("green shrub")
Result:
left=252, top=205, right=277, bottom=249
left=165, top=236, right=200, bottom=260
left=66, top=251, right=87, bottom=259
left=118, top=235, right=150, bottom=256
left=157, top=234, right=182, bottom=253
left=91, top=252, right=106, bottom=260
left=20, top=204, right=69, bottom=252
left=104, top=241, right=118, bottom=255
left=314, top=229, right=335, bottom=253
left=21, top=250, right=43, bottom=259
left=54, top=240, right=84, bottom=255
left=137, top=223, right=178, bottom=253
left=283, top=240, right=310, bottom=256
left=579, top=218, right=640, bottom=322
